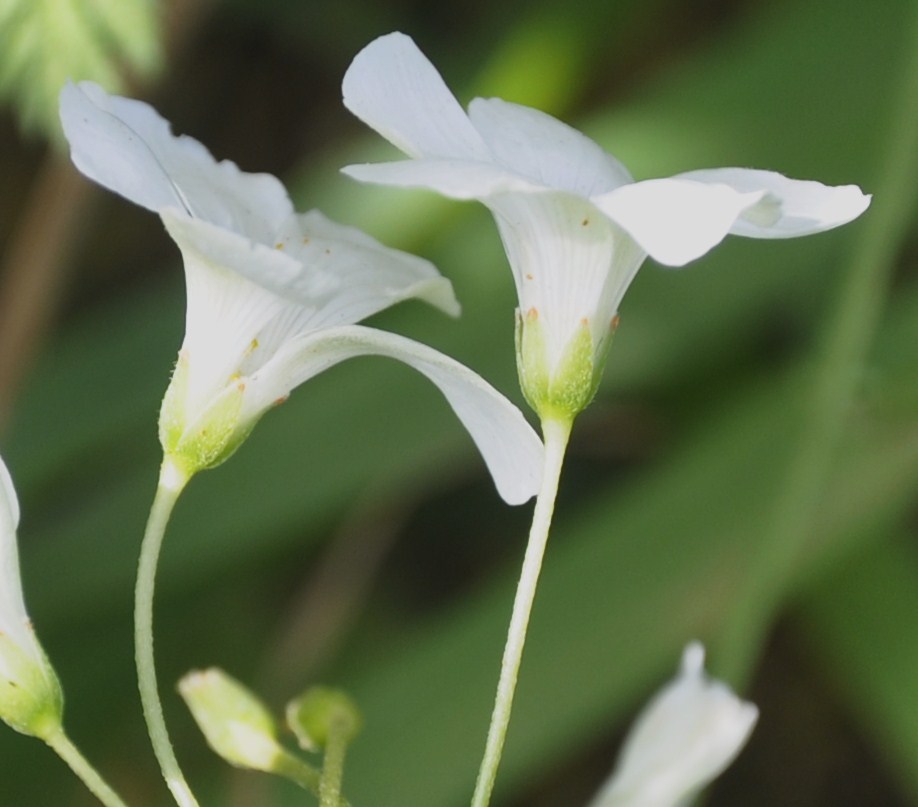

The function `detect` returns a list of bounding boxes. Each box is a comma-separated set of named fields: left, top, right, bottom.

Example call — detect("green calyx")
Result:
left=515, top=309, right=612, bottom=422
left=158, top=353, right=258, bottom=477
left=0, top=632, right=63, bottom=740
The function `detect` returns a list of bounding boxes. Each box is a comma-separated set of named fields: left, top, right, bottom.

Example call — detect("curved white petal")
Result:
left=247, top=325, right=544, bottom=505
left=677, top=168, right=871, bottom=239
left=342, top=32, right=491, bottom=161
left=593, top=179, right=768, bottom=266
left=0, top=456, right=31, bottom=654
left=468, top=97, right=633, bottom=196
left=60, top=82, right=292, bottom=243
left=273, top=210, right=460, bottom=323
left=487, top=192, right=644, bottom=373
left=589, top=643, right=758, bottom=807
left=343, top=158, right=540, bottom=200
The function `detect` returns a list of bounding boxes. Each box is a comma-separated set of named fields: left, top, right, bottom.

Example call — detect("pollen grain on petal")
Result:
left=581, top=217, right=590, bottom=226
left=611, top=314, right=621, bottom=331
left=525, top=273, right=534, bottom=280
left=526, top=306, right=539, bottom=321
left=275, top=242, right=285, bottom=250
left=272, top=395, right=289, bottom=407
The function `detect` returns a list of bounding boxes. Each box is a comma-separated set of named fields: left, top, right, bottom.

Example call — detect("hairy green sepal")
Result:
left=515, top=311, right=610, bottom=422
left=0, top=632, right=63, bottom=740
left=158, top=354, right=257, bottom=477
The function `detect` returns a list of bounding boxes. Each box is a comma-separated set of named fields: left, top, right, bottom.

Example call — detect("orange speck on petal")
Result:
left=527, top=307, right=539, bottom=321
left=273, top=395, right=289, bottom=407
left=302, top=237, right=310, bottom=244
left=525, top=273, right=534, bottom=280
left=611, top=314, right=621, bottom=331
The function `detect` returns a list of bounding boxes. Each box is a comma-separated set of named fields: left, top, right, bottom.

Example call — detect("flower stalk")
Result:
left=135, top=459, right=198, bottom=807
left=45, top=729, right=131, bottom=807
left=471, top=416, right=571, bottom=807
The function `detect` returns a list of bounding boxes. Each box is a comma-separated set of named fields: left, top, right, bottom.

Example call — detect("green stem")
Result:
left=716, top=5, right=918, bottom=688
left=470, top=416, right=571, bottom=807
left=273, top=750, right=350, bottom=807
left=319, top=720, right=349, bottom=807
left=135, top=457, right=199, bottom=807
left=46, top=729, right=130, bottom=807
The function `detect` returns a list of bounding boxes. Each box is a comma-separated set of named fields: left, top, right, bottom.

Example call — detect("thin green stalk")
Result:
left=272, top=750, right=350, bottom=807
left=319, top=721, right=349, bottom=807
left=717, top=4, right=918, bottom=688
left=135, top=458, right=199, bottom=807
left=46, top=728, right=130, bottom=807
left=470, top=416, right=571, bottom=807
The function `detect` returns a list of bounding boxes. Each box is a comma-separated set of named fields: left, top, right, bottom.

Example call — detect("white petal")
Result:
left=247, top=325, right=544, bottom=505
left=343, top=158, right=539, bottom=200
left=161, top=209, right=306, bottom=411
left=342, top=32, right=491, bottom=161
left=486, top=192, right=644, bottom=374
left=589, top=643, right=758, bottom=807
left=271, top=210, right=460, bottom=324
left=467, top=97, right=633, bottom=196
left=677, top=168, right=871, bottom=238
left=0, top=456, right=30, bottom=651
left=60, top=82, right=292, bottom=243
left=592, top=178, right=768, bottom=266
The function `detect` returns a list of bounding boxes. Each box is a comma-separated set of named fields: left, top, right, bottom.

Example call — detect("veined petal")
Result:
left=487, top=192, right=644, bottom=373
left=468, top=97, right=633, bottom=196
left=342, top=32, right=491, bottom=161
left=592, top=178, right=768, bottom=266
left=270, top=210, right=460, bottom=324
left=161, top=208, right=306, bottom=411
left=343, top=158, right=540, bottom=200
left=677, top=167, right=871, bottom=238
left=60, top=82, right=292, bottom=243
left=246, top=325, right=544, bottom=505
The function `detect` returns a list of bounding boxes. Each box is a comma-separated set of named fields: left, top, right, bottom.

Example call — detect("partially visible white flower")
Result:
left=0, top=455, right=63, bottom=739
left=341, top=32, right=871, bottom=421
left=588, top=643, right=757, bottom=807
left=59, top=82, right=542, bottom=503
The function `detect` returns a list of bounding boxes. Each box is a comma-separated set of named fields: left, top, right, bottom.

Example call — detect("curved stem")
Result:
left=46, top=729, right=131, bottom=807
left=135, top=458, right=199, bottom=807
left=470, top=416, right=571, bottom=807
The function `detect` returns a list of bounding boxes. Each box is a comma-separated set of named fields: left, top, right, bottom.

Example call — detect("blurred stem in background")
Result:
left=716, top=1, right=918, bottom=688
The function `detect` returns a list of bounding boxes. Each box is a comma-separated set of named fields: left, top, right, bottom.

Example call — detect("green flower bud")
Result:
left=178, top=668, right=282, bottom=772
left=286, top=687, right=362, bottom=753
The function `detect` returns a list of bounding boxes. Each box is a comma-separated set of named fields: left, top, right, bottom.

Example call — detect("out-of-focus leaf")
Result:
left=799, top=538, right=918, bottom=803
left=0, top=0, right=161, bottom=140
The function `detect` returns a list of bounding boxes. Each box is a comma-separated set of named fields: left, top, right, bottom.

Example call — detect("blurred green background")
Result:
left=1, top=0, right=917, bottom=804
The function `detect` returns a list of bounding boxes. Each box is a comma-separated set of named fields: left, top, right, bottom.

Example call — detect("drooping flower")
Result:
left=59, top=82, right=542, bottom=503
left=341, top=32, right=871, bottom=422
left=0, top=455, right=63, bottom=739
left=587, top=643, right=757, bottom=807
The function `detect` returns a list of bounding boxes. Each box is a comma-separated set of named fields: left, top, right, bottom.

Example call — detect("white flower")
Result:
left=59, top=81, right=543, bottom=503
left=588, top=643, right=757, bottom=807
left=341, top=32, right=871, bottom=420
left=0, top=455, right=62, bottom=739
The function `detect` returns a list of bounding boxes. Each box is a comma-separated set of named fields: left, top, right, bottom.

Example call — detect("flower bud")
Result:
left=286, top=687, right=362, bottom=752
left=178, top=668, right=282, bottom=771
left=588, top=643, right=757, bottom=807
